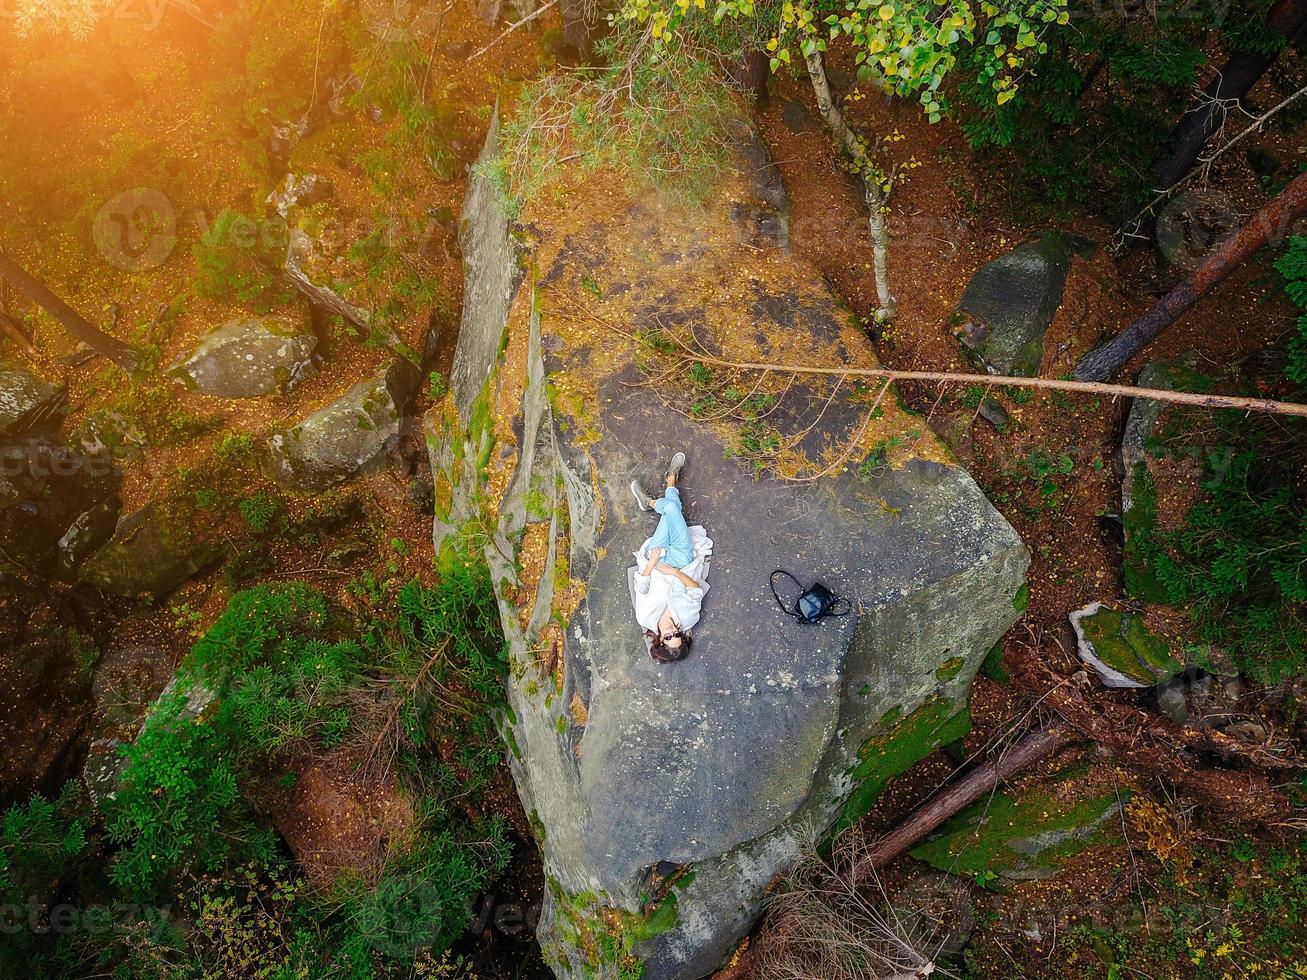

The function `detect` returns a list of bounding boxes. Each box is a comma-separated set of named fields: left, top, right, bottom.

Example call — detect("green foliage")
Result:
left=1275, top=236, right=1307, bottom=385
left=1145, top=442, right=1306, bottom=683
left=624, top=0, right=1069, bottom=121
left=990, top=448, right=1074, bottom=517
left=1052, top=838, right=1307, bottom=979
left=238, top=490, right=284, bottom=535
left=90, top=547, right=511, bottom=969
left=491, top=34, right=735, bottom=216
left=193, top=208, right=294, bottom=311
left=106, top=687, right=277, bottom=898
left=0, top=783, right=88, bottom=898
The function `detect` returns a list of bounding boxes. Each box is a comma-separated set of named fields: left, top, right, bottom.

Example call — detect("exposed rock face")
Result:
left=429, top=116, right=1028, bottom=979
left=0, top=366, right=64, bottom=436
left=80, top=501, right=221, bottom=596
left=168, top=316, right=317, bottom=398
left=955, top=231, right=1093, bottom=376
left=267, top=359, right=420, bottom=491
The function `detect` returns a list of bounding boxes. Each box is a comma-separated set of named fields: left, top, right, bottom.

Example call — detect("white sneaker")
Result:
left=631, top=480, right=651, bottom=511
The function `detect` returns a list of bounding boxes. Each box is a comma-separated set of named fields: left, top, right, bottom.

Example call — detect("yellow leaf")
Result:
left=878, top=3, right=895, bottom=19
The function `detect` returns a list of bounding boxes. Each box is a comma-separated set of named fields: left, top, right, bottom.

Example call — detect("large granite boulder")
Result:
left=266, top=359, right=420, bottom=490
left=428, top=116, right=1028, bottom=979
left=955, top=231, right=1093, bottom=376
left=80, top=501, right=221, bottom=596
left=0, top=366, right=64, bottom=436
left=168, top=316, right=317, bottom=398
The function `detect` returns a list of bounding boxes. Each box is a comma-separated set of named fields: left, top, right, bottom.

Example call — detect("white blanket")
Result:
left=628, top=525, right=713, bottom=633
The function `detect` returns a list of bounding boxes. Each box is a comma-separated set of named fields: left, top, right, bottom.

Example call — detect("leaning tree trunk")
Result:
left=0, top=249, right=137, bottom=372
left=1077, top=167, right=1307, bottom=381
left=803, top=48, right=897, bottom=322
left=853, top=724, right=1068, bottom=878
left=1144, top=0, right=1307, bottom=204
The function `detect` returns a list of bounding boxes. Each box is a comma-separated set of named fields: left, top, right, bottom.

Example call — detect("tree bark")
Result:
left=854, top=725, right=1069, bottom=878
left=1142, top=0, right=1307, bottom=212
left=1076, top=167, right=1307, bottom=381
left=1007, top=646, right=1295, bottom=829
left=803, top=48, right=897, bottom=321
left=0, top=250, right=137, bottom=372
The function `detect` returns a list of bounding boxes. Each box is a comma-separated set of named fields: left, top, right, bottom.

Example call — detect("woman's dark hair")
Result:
left=645, top=628, right=691, bottom=663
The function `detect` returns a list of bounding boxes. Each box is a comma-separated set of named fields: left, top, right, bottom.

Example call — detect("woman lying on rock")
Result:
left=629, top=452, right=712, bottom=662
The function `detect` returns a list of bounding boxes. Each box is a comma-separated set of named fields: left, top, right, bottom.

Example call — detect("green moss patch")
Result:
left=1076, top=605, right=1181, bottom=687
left=1122, top=462, right=1171, bottom=603
left=548, top=876, right=685, bottom=979
left=910, top=773, right=1126, bottom=887
left=832, top=697, right=972, bottom=837
left=935, top=655, right=965, bottom=681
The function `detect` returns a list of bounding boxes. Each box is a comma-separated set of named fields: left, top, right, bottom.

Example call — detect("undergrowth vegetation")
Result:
left=0, top=537, right=510, bottom=979
left=486, top=32, right=739, bottom=217
left=1123, top=242, right=1307, bottom=684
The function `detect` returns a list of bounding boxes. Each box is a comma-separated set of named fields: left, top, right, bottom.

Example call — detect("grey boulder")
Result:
left=168, top=317, right=317, bottom=398
left=80, top=501, right=221, bottom=596
left=955, top=231, right=1093, bottom=376
left=430, top=113, right=1028, bottom=980
left=266, top=359, right=420, bottom=490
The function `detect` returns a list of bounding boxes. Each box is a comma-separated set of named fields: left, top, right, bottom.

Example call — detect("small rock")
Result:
left=1246, top=147, right=1281, bottom=178
left=1153, top=676, right=1188, bottom=724
left=285, top=224, right=372, bottom=328
left=168, top=316, right=317, bottom=399
left=1156, top=189, right=1240, bottom=270
left=266, top=172, right=334, bottom=219
left=976, top=399, right=1009, bottom=429
left=56, top=496, right=122, bottom=578
left=440, top=40, right=473, bottom=60
left=781, top=98, right=816, bottom=133
left=1069, top=601, right=1182, bottom=688
left=80, top=501, right=221, bottom=596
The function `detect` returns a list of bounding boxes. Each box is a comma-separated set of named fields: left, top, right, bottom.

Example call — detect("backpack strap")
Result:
left=769, top=570, right=804, bottom=621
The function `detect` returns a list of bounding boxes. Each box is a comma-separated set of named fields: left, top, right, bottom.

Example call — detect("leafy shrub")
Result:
left=106, top=687, right=277, bottom=897
left=491, top=33, right=735, bottom=215
left=1145, top=440, right=1306, bottom=683
left=238, top=490, right=283, bottom=535
left=193, top=208, right=293, bottom=311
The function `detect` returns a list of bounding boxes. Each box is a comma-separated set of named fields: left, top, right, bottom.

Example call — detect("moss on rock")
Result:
left=833, top=697, right=972, bottom=837
left=910, top=770, right=1126, bottom=887
left=1071, top=603, right=1182, bottom=688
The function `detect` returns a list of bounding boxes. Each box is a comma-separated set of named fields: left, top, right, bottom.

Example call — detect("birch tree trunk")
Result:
left=803, top=48, right=897, bottom=321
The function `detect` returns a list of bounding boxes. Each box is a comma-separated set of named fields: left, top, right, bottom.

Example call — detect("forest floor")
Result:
left=2, top=7, right=1305, bottom=979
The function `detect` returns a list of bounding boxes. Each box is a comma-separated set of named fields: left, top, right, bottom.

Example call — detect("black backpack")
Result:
left=770, top=570, right=852, bottom=625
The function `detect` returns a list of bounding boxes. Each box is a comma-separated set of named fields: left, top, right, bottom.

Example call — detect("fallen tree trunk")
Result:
left=854, top=724, right=1069, bottom=877
left=1143, top=0, right=1307, bottom=207
left=1076, top=167, right=1307, bottom=381
left=0, top=249, right=137, bottom=372
left=1007, top=645, right=1297, bottom=829
left=571, top=299, right=1307, bottom=418
left=855, top=645, right=1298, bottom=875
